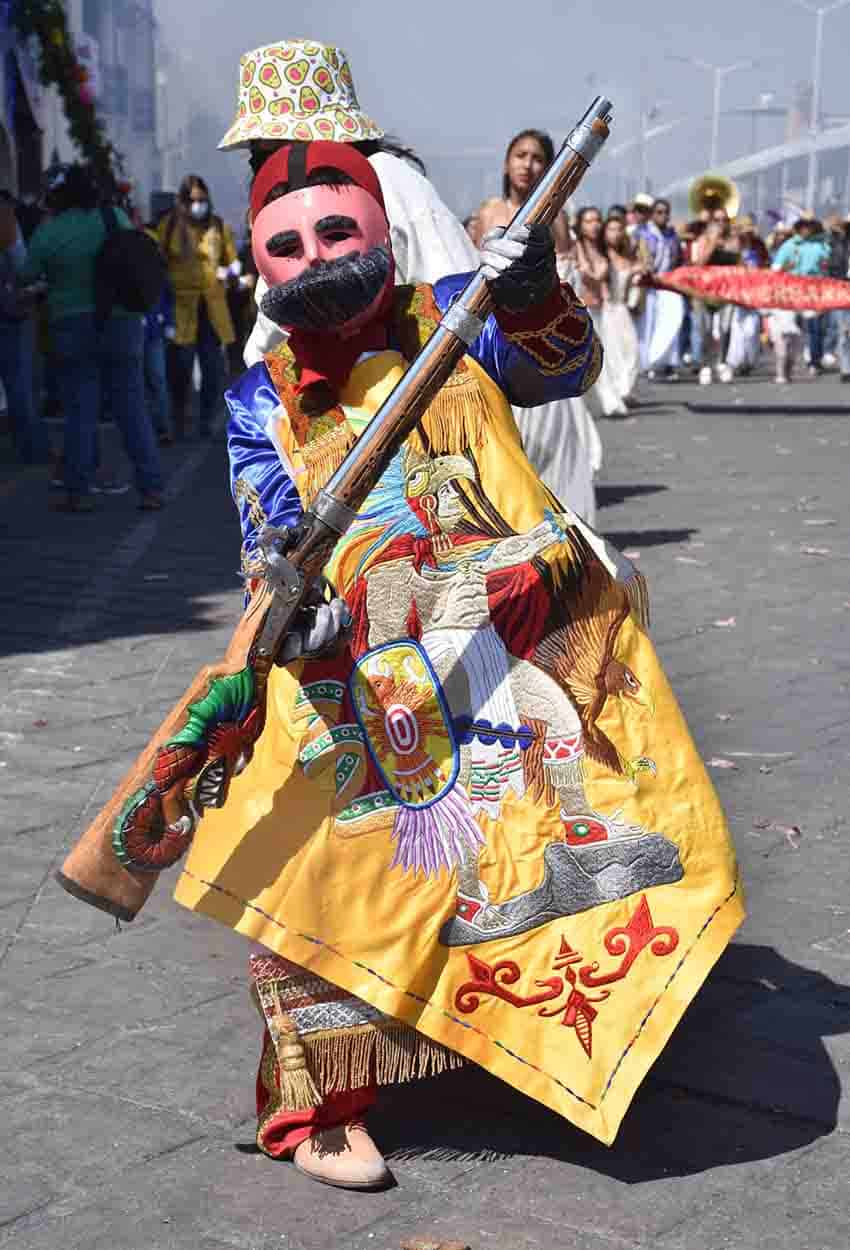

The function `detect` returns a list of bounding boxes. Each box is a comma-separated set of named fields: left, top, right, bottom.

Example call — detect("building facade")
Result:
left=0, top=1, right=45, bottom=196
left=42, top=0, right=160, bottom=215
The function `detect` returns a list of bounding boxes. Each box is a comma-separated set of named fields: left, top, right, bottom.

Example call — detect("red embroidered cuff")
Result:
left=493, top=282, right=595, bottom=377
left=492, top=281, right=587, bottom=338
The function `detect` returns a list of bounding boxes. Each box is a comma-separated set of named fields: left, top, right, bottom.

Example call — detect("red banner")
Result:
left=653, top=266, right=850, bottom=311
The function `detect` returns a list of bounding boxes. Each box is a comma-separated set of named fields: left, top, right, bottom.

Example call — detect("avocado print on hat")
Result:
left=219, top=37, right=385, bottom=150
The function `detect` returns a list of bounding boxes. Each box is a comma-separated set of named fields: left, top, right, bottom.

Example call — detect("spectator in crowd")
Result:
left=0, top=189, right=50, bottom=464
left=823, top=214, right=849, bottom=282
left=821, top=214, right=849, bottom=367
left=599, top=213, right=642, bottom=409
left=21, top=165, right=163, bottom=512
left=478, top=129, right=572, bottom=253
left=633, top=196, right=684, bottom=379
left=689, top=216, right=739, bottom=384
left=627, top=192, right=654, bottom=236
left=772, top=217, right=830, bottom=376
left=725, top=216, right=767, bottom=377
left=574, top=204, right=629, bottom=417
left=573, top=205, right=607, bottom=311
left=475, top=128, right=600, bottom=522
left=677, top=219, right=705, bottom=369
left=766, top=222, right=792, bottom=257
left=823, top=215, right=850, bottom=380
left=157, top=175, right=239, bottom=439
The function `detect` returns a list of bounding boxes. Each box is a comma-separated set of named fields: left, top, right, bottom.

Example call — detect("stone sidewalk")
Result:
left=1, top=372, right=849, bottom=1250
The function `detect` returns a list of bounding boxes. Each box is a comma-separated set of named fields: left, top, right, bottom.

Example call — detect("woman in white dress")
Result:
left=599, top=215, right=642, bottom=407
left=574, top=206, right=629, bottom=418
left=477, top=131, right=601, bottom=524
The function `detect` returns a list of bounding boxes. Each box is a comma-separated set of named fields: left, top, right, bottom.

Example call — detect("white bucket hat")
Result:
left=218, top=37, right=385, bottom=150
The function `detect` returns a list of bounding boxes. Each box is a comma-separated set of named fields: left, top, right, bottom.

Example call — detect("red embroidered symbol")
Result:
left=454, top=894, right=679, bottom=1059
left=578, top=894, right=678, bottom=987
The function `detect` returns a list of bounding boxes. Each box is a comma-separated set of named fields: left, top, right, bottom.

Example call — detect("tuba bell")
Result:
left=688, top=173, right=740, bottom=220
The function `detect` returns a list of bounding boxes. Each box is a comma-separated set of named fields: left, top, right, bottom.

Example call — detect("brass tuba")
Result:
left=688, top=173, right=740, bottom=219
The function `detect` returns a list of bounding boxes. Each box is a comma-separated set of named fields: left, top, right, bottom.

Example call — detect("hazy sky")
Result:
left=156, top=0, right=850, bottom=215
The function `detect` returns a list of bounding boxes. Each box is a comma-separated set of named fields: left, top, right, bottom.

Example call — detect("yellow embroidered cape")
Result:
left=174, top=317, right=742, bottom=1145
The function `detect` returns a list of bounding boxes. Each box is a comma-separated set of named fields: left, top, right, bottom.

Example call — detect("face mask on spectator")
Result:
left=190, top=200, right=209, bottom=221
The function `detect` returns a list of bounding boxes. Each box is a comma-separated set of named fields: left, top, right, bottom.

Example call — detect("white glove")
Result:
left=279, top=591, right=352, bottom=662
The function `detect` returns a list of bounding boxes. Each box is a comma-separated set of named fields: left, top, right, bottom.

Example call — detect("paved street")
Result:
left=1, top=369, right=849, bottom=1250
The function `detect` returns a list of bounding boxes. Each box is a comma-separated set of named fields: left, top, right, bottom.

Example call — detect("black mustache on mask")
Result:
left=260, top=245, right=392, bottom=332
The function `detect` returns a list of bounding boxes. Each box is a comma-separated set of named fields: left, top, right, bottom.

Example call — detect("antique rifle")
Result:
left=57, top=96, right=613, bottom=921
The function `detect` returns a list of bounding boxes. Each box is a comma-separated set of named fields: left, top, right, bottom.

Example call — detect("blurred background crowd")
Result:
left=2, top=131, right=849, bottom=516
left=0, top=162, right=258, bottom=510
left=464, top=132, right=850, bottom=400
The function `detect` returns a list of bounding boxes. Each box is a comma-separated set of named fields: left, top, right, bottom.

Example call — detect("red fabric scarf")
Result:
left=286, top=274, right=397, bottom=405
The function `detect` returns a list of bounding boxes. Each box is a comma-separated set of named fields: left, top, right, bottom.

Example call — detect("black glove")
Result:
left=479, top=223, right=558, bottom=313
left=259, top=524, right=352, bottom=663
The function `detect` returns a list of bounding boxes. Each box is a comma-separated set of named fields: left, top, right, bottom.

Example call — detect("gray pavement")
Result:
left=1, top=369, right=849, bottom=1250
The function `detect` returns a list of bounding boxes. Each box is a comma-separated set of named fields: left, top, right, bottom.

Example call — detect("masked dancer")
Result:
left=61, top=67, right=743, bottom=1203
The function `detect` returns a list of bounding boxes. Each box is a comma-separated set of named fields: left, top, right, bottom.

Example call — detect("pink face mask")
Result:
left=252, top=183, right=389, bottom=285
left=251, top=183, right=394, bottom=335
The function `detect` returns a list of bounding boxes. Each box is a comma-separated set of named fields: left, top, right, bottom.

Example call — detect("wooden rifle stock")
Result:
left=57, top=96, right=613, bottom=920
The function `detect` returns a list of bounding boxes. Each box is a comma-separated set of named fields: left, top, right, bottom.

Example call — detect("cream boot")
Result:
left=292, top=1121, right=392, bottom=1190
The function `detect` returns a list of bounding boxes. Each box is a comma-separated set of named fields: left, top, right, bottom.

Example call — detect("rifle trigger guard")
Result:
left=257, top=525, right=303, bottom=599
left=442, top=302, right=485, bottom=347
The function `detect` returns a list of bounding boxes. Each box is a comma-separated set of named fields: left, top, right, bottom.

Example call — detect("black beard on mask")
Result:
left=260, top=245, right=392, bottom=332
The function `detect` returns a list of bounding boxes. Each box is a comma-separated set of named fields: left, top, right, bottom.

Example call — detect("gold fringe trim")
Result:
left=626, top=570, right=651, bottom=631
left=408, top=368, right=489, bottom=456
left=542, top=756, right=584, bottom=789
left=305, top=1019, right=464, bottom=1096
left=301, top=423, right=358, bottom=505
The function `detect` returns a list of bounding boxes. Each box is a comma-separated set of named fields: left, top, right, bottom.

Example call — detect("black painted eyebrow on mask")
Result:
left=315, top=215, right=358, bottom=233
left=265, top=230, right=300, bottom=254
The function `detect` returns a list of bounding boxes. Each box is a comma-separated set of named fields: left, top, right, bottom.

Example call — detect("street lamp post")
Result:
left=791, top=0, right=850, bottom=211
left=667, top=55, right=761, bottom=167
left=609, top=117, right=683, bottom=199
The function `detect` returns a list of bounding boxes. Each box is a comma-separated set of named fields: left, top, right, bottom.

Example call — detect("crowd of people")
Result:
left=467, top=155, right=850, bottom=394
left=0, top=165, right=258, bottom=512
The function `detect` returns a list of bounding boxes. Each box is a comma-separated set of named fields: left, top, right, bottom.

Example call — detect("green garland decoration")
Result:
left=11, top=0, right=120, bottom=182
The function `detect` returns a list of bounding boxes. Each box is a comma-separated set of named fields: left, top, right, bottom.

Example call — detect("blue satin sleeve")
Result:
left=433, top=273, right=600, bottom=405
left=226, top=362, right=304, bottom=579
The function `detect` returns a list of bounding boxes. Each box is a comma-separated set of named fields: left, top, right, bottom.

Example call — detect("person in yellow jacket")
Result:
left=157, top=175, right=239, bottom=438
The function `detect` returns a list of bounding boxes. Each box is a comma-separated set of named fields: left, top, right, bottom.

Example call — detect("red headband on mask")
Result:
left=249, top=140, right=387, bottom=223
